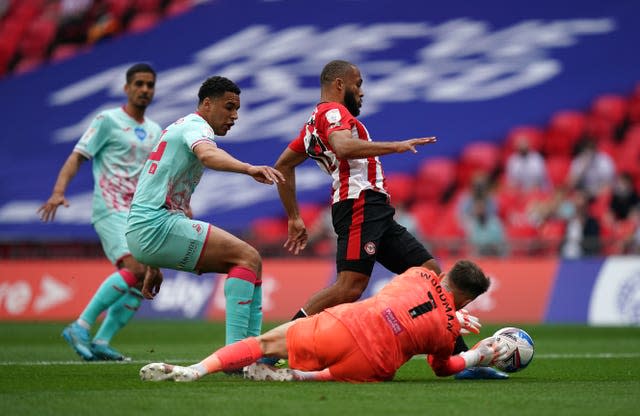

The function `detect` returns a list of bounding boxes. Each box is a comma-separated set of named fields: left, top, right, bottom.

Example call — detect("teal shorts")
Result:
left=94, top=212, right=130, bottom=265
left=126, top=213, right=210, bottom=273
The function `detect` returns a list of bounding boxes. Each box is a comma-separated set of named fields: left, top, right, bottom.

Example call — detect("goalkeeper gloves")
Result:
left=456, top=309, right=481, bottom=335
left=459, top=336, right=509, bottom=368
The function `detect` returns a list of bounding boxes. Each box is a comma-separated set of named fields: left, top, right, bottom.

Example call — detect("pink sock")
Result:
left=118, top=268, right=137, bottom=287
left=199, top=337, right=263, bottom=374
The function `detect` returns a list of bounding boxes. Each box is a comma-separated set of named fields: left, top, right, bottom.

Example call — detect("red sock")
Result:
left=200, top=337, right=263, bottom=373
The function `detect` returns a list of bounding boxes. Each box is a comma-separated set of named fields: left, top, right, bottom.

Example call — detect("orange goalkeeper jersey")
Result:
left=325, top=267, right=460, bottom=379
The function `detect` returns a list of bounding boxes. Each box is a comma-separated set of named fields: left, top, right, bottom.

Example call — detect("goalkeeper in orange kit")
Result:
left=140, top=260, right=508, bottom=382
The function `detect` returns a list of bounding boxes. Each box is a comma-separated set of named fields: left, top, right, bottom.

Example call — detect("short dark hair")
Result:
left=198, top=76, right=241, bottom=104
left=448, top=260, right=490, bottom=298
left=126, top=63, right=156, bottom=83
left=320, top=60, right=355, bottom=86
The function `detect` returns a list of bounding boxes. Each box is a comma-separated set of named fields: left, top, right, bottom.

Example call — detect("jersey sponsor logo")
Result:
left=177, top=239, right=199, bottom=270
left=364, top=241, right=376, bottom=255
left=135, top=127, right=147, bottom=141
left=382, top=307, right=404, bottom=335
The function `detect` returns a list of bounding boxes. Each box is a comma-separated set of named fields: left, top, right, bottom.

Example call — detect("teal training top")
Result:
left=73, top=106, right=162, bottom=223
left=127, top=112, right=216, bottom=251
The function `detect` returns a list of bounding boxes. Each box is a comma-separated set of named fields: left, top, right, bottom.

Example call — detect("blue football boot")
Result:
left=455, top=367, right=509, bottom=380
left=91, top=342, right=131, bottom=361
left=62, top=322, right=94, bottom=361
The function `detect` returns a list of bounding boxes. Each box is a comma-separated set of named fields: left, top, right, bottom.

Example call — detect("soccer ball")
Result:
left=492, top=327, right=534, bottom=372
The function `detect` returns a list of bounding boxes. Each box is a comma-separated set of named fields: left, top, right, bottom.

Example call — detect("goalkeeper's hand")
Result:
left=459, top=337, right=510, bottom=367
left=456, top=309, right=481, bottom=335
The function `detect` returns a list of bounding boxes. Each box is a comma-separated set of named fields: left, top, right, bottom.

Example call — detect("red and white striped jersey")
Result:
left=288, top=102, right=388, bottom=203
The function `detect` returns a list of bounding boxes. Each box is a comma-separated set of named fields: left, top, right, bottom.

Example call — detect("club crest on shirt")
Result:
left=364, top=241, right=376, bottom=255
left=135, top=127, right=147, bottom=141
left=325, top=108, right=341, bottom=124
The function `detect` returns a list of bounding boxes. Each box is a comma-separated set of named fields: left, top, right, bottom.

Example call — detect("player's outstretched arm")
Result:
left=328, top=130, right=436, bottom=159
left=38, top=152, right=86, bottom=222
left=195, top=143, right=283, bottom=184
left=275, top=148, right=309, bottom=255
left=428, top=337, right=509, bottom=377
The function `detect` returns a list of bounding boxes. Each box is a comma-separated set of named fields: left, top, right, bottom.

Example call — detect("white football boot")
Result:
left=139, top=363, right=200, bottom=382
left=243, top=363, right=294, bottom=381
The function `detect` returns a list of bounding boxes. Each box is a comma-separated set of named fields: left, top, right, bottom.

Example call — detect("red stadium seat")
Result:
left=410, top=201, right=440, bottom=237
left=106, top=0, right=133, bottom=20
left=428, top=202, right=465, bottom=257
left=13, top=57, right=44, bottom=74
left=611, top=126, right=640, bottom=181
left=51, top=43, right=87, bottom=62
left=538, top=220, right=566, bottom=254
left=589, top=190, right=611, bottom=221
left=458, top=141, right=501, bottom=186
left=415, top=157, right=457, bottom=203
left=584, top=113, right=616, bottom=142
left=504, top=125, right=545, bottom=154
left=385, top=173, right=416, bottom=206
left=591, top=94, right=628, bottom=126
left=629, top=96, right=640, bottom=123
left=0, top=39, right=18, bottom=73
left=19, top=17, right=58, bottom=60
left=128, top=12, right=160, bottom=33
left=250, top=217, right=288, bottom=245
left=620, top=125, right=640, bottom=155
left=166, top=0, right=194, bottom=16
left=297, top=202, right=325, bottom=230
left=545, top=156, right=571, bottom=188
left=544, top=110, right=586, bottom=156
left=135, top=0, right=164, bottom=13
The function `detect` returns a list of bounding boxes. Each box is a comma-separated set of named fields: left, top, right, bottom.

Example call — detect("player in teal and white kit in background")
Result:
left=39, top=63, right=163, bottom=361
left=126, top=76, right=283, bottom=356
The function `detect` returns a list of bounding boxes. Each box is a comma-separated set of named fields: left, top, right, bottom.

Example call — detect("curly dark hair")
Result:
left=198, top=76, right=241, bottom=104
left=126, top=63, right=156, bottom=84
left=448, top=260, right=490, bottom=298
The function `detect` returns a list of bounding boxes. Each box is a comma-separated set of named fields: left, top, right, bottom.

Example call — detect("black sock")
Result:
left=453, top=335, right=469, bottom=354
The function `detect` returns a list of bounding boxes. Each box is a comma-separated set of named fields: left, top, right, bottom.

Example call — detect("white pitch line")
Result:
left=407, top=352, right=640, bottom=361
left=1, top=353, right=640, bottom=366
left=0, top=359, right=191, bottom=366
left=535, top=353, right=640, bottom=359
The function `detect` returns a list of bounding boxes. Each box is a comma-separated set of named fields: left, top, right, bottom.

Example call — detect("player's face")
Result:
left=125, top=72, right=156, bottom=109
left=202, top=92, right=240, bottom=136
left=342, top=66, right=363, bottom=117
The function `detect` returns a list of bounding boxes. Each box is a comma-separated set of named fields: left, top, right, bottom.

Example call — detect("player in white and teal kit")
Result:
left=126, top=76, right=283, bottom=352
left=39, top=64, right=163, bottom=361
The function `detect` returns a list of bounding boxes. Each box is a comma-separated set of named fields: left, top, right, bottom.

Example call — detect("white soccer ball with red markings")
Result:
left=492, top=327, right=535, bottom=373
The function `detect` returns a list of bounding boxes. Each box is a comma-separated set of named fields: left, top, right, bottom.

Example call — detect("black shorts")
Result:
left=331, top=190, right=433, bottom=276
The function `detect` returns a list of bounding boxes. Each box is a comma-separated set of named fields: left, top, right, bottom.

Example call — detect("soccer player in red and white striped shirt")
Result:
left=275, top=59, right=438, bottom=314
left=273, top=60, right=507, bottom=379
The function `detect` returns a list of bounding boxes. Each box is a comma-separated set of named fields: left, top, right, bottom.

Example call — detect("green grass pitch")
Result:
left=1, top=321, right=639, bottom=416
